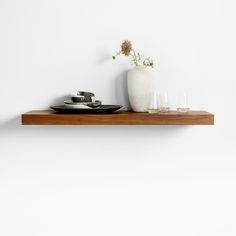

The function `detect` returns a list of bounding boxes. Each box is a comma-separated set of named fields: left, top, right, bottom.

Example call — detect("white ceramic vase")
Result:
left=127, top=66, right=154, bottom=112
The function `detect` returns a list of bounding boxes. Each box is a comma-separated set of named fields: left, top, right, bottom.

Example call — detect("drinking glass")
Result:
left=148, top=91, right=159, bottom=114
left=159, top=92, right=170, bottom=112
left=177, top=92, right=190, bottom=113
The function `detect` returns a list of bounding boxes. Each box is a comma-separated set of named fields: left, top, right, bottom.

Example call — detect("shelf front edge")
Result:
left=21, top=110, right=214, bottom=125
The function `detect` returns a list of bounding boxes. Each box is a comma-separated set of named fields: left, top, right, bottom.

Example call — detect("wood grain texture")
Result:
left=21, top=110, right=214, bottom=125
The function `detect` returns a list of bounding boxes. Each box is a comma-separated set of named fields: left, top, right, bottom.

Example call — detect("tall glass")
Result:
left=177, top=92, right=190, bottom=113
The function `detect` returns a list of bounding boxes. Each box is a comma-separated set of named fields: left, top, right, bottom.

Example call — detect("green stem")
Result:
left=131, top=50, right=139, bottom=66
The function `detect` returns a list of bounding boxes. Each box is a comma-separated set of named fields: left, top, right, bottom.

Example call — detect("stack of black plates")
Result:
left=50, top=91, right=122, bottom=113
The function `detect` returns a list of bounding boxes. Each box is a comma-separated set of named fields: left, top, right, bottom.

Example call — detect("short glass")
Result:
left=159, top=93, right=170, bottom=112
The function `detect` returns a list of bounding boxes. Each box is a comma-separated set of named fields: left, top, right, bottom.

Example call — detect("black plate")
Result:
left=50, top=105, right=123, bottom=114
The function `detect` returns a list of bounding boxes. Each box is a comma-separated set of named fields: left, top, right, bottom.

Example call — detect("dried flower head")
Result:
left=121, top=40, right=132, bottom=56
left=113, top=40, right=154, bottom=68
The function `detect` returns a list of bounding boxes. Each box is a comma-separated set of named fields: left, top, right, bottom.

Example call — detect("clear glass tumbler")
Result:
left=148, top=91, right=159, bottom=114
left=159, top=92, right=170, bottom=112
left=177, top=92, right=190, bottom=113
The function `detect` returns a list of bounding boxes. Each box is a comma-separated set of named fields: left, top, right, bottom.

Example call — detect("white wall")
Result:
left=0, top=0, right=235, bottom=235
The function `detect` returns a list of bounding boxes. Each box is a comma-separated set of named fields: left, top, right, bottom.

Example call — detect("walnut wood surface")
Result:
left=21, top=110, right=214, bottom=125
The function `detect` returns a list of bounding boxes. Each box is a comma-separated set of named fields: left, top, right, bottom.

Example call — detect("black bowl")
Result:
left=71, top=96, right=93, bottom=103
left=77, top=91, right=95, bottom=97
left=64, top=100, right=102, bottom=108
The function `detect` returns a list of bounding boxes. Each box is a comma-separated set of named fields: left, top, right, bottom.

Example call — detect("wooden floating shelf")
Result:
left=21, top=110, right=214, bottom=125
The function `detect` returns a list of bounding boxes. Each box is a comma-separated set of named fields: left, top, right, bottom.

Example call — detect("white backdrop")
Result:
left=0, top=0, right=236, bottom=235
